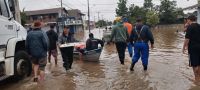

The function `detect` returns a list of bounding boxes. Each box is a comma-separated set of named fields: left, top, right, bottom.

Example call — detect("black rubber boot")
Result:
left=69, top=64, right=72, bottom=69
left=33, top=77, right=38, bottom=82
left=143, top=65, right=148, bottom=71
left=63, top=64, right=70, bottom=71
left=130, top=63, right=135, bottom=71
left=120, top=60, right=124, bottom=65
left=129, top=53, right=132, bottom=57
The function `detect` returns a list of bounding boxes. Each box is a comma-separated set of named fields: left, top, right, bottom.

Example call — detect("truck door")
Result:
left=0, top=0, right=16, bottom=45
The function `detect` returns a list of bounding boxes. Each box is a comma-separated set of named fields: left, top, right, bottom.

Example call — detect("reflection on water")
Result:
left=0, top=25, right=199, bottom=90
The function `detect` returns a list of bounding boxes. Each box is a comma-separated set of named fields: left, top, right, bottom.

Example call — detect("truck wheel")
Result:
left=14, top=51, right=32, bottom=79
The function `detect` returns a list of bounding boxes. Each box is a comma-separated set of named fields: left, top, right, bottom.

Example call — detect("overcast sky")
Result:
left=19, top=0, right=198, bottom=21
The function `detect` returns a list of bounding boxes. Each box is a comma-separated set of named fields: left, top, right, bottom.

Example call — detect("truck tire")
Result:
left=14, top=51, right=32, bottom=79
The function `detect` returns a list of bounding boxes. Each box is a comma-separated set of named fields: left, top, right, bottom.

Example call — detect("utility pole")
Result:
left=14, top=0, right=21, bottom=23
left=87, top=0, right=91, bottom=33
left=97, top=12, right=100, bottom=27
left=60, top=0, right=64, bottom=34
left=94, top=16, right=96, bottom=23
left=198, top=0, right=200, bottom=23
left=101, top=15, right=104, bottom=27
left=98, top=12, right=100, bottom=21
left=97, top=12, right=100, bottom=38
left=61, top=0, right=63, bottom=16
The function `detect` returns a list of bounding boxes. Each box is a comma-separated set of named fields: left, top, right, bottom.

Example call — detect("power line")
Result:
left=93, top=4, right=116, bottom=5
left=82, top=11, right=115, bottom=13
left=57, top=0, right=73, bottom=9
left=76, top=0, right=87, bottom=6
left=87, top=0, right=91, bottom=32
left=43, top=0, right=55, bottom=8
left=62, top=0, right=80, bottom=9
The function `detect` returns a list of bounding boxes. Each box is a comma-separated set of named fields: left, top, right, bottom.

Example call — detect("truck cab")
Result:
left=0, top=0, right=31, bottom=80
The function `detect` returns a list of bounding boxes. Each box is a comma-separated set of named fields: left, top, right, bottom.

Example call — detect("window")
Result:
left=32, top=16, right=38, bottom=20
left=49, top=15, right=52, bottom=19
left=8, top=0, right=15, bottom=18
left=0, top=0, right=9, bottom=17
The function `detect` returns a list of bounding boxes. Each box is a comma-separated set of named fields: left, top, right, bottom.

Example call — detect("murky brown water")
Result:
left=1, top=25, right=200, bottom=90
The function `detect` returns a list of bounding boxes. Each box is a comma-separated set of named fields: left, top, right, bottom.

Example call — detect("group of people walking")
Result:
left=110, top=15, right=200, bottom=84
left=110, top=16, right=154, bottom=71
left=25, top=14, right=200, bottom=84
left=25, top=21, right=104, bottom=83
left=26, top=21, right=75, bottom=82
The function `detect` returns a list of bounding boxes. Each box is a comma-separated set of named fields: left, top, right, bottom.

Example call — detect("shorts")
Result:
left=48, top=49, right=58, bottom=57
left=189, top=52, right=200, bottom=67
left=31, top=57, right=47, bottom=71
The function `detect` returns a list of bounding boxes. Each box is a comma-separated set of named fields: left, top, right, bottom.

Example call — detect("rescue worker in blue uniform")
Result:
left=129, top=17, right=154, bottom=71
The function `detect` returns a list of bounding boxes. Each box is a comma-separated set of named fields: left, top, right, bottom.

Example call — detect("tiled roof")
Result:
left=25, top=8, right=67, bottom=15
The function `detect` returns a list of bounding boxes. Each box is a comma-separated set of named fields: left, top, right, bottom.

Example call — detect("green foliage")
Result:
left=116, top=0, right=128, bottom=17
left=116, top=0, right=184, bottom=25
left=144, top=0, right=153, bottom=10
left=20, top=9, right=27, bottom=26
left=128, top=4, right=146, bottom=24
left=96, top=20, right=107, bottom=27
left=146, top=10, right=159, bottom=26
left=159, top=0, right=177, bottom=24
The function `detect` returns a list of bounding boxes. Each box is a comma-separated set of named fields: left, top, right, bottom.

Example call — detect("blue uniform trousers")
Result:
left=132, top=42, right=149, bottom=66
left=127, top=42, right=133, bottom=57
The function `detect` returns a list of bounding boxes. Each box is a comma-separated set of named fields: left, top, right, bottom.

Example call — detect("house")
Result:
left=56, top=9, right=85, bottom=34
left=25, top=7, right=68, bottom=25
left=182, top=2, right=200, bottom=23
left=24, top=8, right=85, bottom=35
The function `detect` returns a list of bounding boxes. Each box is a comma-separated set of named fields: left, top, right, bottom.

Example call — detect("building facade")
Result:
left=24, top=8, right=85, bottom=37
left=25, top=8, right=68, bottom=25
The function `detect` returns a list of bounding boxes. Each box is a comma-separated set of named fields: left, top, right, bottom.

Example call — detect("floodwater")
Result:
left=1, top=25, right=200, bottom=90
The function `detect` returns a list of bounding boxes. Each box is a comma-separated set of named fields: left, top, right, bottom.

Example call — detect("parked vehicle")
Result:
left=0, top=0, right=32, bottom=81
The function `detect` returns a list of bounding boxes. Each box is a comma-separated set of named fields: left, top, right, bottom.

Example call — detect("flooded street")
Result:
left=1, top=25, right=200, bottom=90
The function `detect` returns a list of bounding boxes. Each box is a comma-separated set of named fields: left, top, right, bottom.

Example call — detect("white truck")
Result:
left=0, top=0, right=32, bottom=81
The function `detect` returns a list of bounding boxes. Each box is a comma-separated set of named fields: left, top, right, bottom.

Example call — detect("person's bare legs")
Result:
left=197, top=66, right=200, bottom=82
left=33, top=64, right=39, bottom=82
left=193, top=67, right=200, bottom=81
left=38, top=57, right=47, bottom=83
left=39, top=70, right=45, bottom=82
left=48, top=51, right=52, bottom=63
left=48, top=55, right=51, bottom=63
left=54, top=56, right=58, bottom=66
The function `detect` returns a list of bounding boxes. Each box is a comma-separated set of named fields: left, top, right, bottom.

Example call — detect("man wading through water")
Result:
left=59, top=26, right=75, bottom=71
left=46, top=24, right=58, bottom=65
left=183, top=15, right=200, bottom=84
left=110, top=17, right=129, bottom=65
left=123, top=17, right=133, bottom=57
left=129, top=17, right=154, bottom=71
left=26, top=21, right=49, bottom=82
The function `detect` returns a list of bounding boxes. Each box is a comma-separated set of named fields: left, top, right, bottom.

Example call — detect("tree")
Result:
left=116, top=0, right=128, bottom=17
left=144, top=0, right=153, bottom=10
left=146, top=10, right=159, bottom=26
left=96, top=20, right=107, bottom=27
left=174, top=8, right=184, bottom=23
left=128, top=4, right=146, bottom=24
left=159, top=0, right=177, bottom=24
left=20, top=8, right=27, bottom=26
